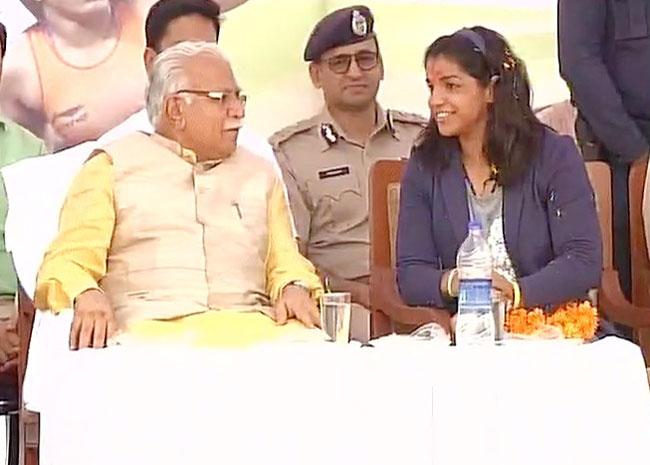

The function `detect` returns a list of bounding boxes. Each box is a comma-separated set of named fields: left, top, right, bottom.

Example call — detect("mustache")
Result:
left=223, top=120, right=243, bottom=131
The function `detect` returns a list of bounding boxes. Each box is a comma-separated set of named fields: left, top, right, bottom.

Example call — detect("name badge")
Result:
left=318, top=166, right=351, bottom=180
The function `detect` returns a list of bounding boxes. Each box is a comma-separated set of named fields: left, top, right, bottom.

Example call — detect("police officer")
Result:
left=558, top=0, right=650, bottom=300
left=270, top=5, right=426, bottom=338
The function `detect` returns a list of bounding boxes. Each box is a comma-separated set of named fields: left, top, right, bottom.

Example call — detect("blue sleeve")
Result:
left=396, top=155, right=448, bottom=309
left=519, top=136, right=603, bottom=307
left=558, top=0, right=649, bottom=161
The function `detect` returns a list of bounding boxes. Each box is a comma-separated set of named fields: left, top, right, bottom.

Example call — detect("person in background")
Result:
left=101, top=0, right=276, bottom=166
left=270, top=6, right=426, bottom=340
left=558, top=0, right=650, bottom=302
left=35, top=42, right=322, bottom=350
left=0, top=21, right=47, bottom=370
left=0, top=0, right=249, bottom=151
left=396, top=27, right=602, bottom=324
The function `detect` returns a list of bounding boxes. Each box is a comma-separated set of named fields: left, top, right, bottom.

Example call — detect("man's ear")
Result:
left=144, top=47, right=157, bottom=77
left=164, top=96, right=185, bottom=129
left=309, top=62, right=323, bottom=89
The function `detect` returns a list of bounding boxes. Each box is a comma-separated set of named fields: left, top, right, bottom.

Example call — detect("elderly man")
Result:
left=0, top=20, right=46, bottom=369
left=35, top=42, right=322, bottom=350
left=270, top=6, right=425, bottom=338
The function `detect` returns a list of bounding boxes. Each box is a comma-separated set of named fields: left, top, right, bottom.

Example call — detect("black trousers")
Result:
left=611, top=161, right=632, bottom=299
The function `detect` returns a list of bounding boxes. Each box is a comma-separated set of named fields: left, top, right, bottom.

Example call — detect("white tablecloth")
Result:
left=30, top=334, right=650, bottom=465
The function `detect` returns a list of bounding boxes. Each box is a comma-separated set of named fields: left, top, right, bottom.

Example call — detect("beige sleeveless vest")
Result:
left=98, top=132, right=276, bottom=325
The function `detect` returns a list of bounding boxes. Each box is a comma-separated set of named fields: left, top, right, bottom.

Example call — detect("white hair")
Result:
left=146, top=41, right=230, bottom=127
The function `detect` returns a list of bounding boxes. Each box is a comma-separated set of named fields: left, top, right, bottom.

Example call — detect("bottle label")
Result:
left=458, top=278, right=492, bottom=313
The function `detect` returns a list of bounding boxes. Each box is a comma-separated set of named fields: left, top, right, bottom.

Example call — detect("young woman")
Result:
left=396, top=26, right=601, bottom=313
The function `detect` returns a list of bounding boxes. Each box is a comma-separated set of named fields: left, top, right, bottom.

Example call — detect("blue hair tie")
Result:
left=453, top=28, right=487, bottom=56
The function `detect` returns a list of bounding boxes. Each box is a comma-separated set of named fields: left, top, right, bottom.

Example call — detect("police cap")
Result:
left=303, top=6, right=375, bottom=62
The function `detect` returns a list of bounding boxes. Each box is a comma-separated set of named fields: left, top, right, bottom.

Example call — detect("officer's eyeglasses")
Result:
left=175, top=89, right=247, bottom=107
left=323, top=51, right=379, bottom=74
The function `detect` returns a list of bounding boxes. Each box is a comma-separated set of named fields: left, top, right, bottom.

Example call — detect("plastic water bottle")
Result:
left=455, top=221, right=495, bottom=345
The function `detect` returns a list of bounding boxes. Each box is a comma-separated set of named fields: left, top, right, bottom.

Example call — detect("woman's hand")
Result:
left=444, top=269, right=518, bottom=305
left=491, top=271, right=515, bottom=302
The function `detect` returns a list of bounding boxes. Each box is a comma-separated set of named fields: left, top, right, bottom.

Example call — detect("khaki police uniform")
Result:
left=273, top=4, right=426, bottom=342
left=271, top=106, right=426, bottom=281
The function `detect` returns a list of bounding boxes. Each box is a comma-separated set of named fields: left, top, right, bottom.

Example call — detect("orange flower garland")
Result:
left=505, top=308, right=545, bottom=336
left=505, top=301, right=599, bottom=340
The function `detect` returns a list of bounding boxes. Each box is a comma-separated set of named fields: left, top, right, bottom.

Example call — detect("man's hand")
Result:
left=0, top=319, right=19, bottom=372
left=70, top=289, right=117, bottom=350
left=317, top=268, right=369, bottom=308
left=274, top=285, right=320, bottom=328
left=349, top=281, right=370, bottom=308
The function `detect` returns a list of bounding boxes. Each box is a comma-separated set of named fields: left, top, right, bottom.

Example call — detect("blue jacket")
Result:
left=396, top=129, right=602, bottom=311
left=558, top=0, right=650, bottom=161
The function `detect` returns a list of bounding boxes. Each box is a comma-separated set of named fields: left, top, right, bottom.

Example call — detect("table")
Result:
left=27, top=331, right=650, bottom=465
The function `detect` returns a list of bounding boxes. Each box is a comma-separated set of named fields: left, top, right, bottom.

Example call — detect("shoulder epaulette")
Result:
left=269, top=115, right=320, bottom=149
left=389, top=110, right=428, bottom=127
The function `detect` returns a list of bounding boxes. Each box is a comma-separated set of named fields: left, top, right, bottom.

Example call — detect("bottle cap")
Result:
left=468, top=221, right=482, bottom=231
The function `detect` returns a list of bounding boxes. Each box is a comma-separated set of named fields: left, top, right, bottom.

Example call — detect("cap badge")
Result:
left=351, top=10, right=368, bottom=37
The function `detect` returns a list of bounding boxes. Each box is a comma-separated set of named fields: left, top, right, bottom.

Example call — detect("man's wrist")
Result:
left=283, top=280, right=311, bottom=294
left=73, top=287, right=103, bottom=308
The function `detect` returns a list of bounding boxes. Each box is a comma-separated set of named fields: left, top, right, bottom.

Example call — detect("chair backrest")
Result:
left=534, top=100, right=577, bottom=142
left=629, top=157, right=650, bottom=306
left=386, top=183, right=401, bottom=267
left=584, top=161, right=614, bottom=270
left=628, top=158, right=650, bottom=359
left=369, top=159, right=407, bottom=270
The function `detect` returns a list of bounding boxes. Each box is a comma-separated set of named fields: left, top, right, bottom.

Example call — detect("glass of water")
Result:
left=319, top=292, right=352, bottom=343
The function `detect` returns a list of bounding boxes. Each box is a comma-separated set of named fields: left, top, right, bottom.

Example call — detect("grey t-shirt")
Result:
left=466, top=185, right=516, bottom=281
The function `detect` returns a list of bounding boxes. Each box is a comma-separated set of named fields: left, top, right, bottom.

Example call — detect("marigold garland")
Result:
left=505, top=301, right=598, bottom=340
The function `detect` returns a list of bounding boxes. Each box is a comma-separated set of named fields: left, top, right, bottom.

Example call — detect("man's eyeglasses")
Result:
left=175, top=89, right=247, bottom=107
left=322, top=51, right=379, bottom=75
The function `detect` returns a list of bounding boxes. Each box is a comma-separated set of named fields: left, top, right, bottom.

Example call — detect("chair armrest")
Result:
left=599, top=269, right=650, bottom=328
left=370, top=266, right=451, bottom=332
